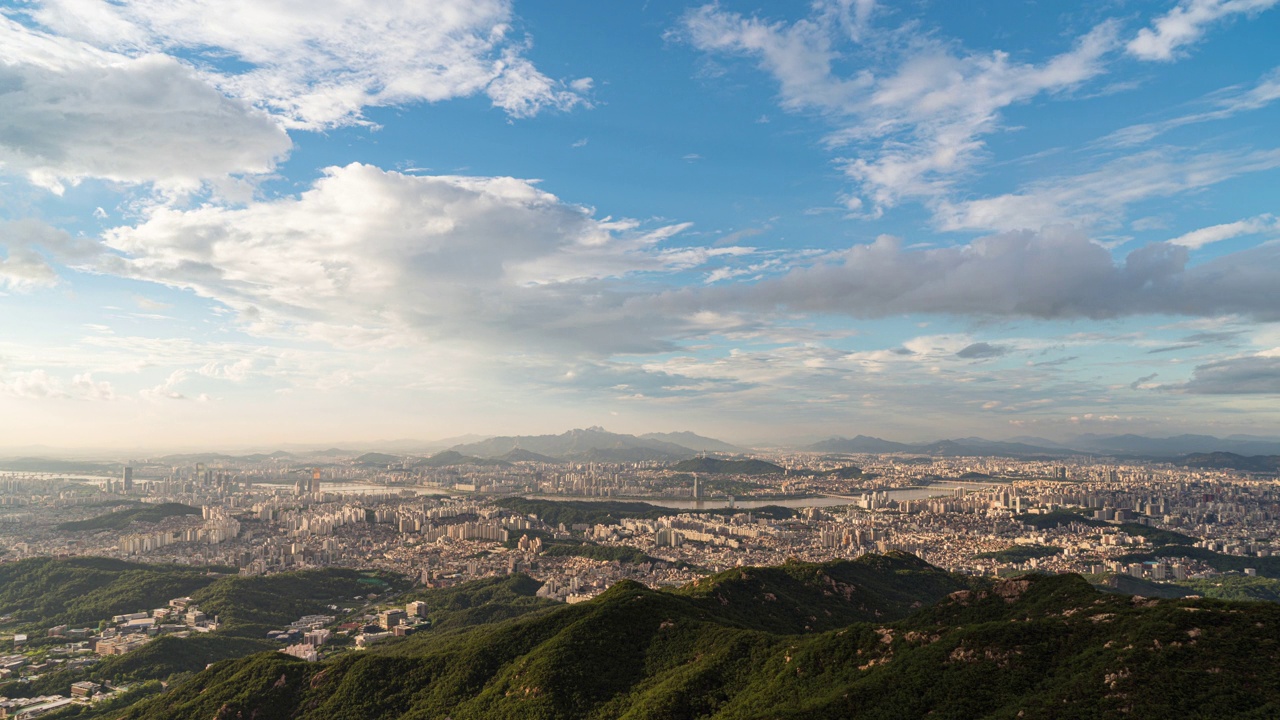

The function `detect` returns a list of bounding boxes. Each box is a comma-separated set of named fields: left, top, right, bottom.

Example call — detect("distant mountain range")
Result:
left=638, top=431, right=742, bottom=453
left=806, top=435, right=1072, bottom=457
left=6, top=430, right=1280, bottom=472
left=808, top=433, right=1280, bottom=458
left=449, top=427, right=711, bottom=462
left=1069, top=433, right=1280, bottom=457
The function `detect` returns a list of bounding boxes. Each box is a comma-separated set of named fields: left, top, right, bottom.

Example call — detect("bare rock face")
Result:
left=992, top=579, right=1033, bottom=603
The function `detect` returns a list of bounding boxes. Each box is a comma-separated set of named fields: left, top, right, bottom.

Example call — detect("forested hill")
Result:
left=113, top=553, right=1280, bottom=720
left=0, top=557, right=222, bottom=630
left=670, top=457, right=785, bottom=475
left=56, top=503, right=201, bottom=532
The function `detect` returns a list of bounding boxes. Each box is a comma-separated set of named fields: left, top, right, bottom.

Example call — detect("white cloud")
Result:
left=99, top=163, right=745, bottom=357
left=0, top=245, right=59, bottom=291
left=0, top=367, right=114, bottom=401
left=198, top=359, right=255, bottom=383
left=837, top=22, right=1119, bottom=215
left=934, top=148, right=1280, bottom=232
left=1167, top=214, right=1278, bottom=249
left=0, top=16, right=290, bottom=192
left=23, top=0, right=587, bottom=129
left=71, top=373, right=115, bottom=400
left=0, top=219, right=101, bottom=290
left=678, top=3, right=867, bottom=114
left=678, top=4, right=1120, bottom=216
left=0, top=369, right=66, bottom=399
left=1101, top=67, right=1280, bottom=147
left=1128, top=0, right=1279, bottom=62
left=140, top=369, right=191, bottom=401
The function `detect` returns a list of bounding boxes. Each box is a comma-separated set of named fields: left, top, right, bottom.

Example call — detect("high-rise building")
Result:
left=122, top=467, right=133, bottom=493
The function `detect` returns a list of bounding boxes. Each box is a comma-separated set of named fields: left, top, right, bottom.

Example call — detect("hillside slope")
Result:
left=112, top=553, right=1280, bottom=720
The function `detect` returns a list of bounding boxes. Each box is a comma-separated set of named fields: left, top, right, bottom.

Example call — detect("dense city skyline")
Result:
left=3, top=0, right=1280, bottom=447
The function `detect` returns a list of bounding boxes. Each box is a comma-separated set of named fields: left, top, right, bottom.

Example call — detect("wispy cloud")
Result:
left=1127, top=0, right=1279, bottom=61
left=1100, top=67, right=1280, bottom=147
left=677, top=3, right=1121, bottom=216
left=1167, top=214, right=1279, bottom=249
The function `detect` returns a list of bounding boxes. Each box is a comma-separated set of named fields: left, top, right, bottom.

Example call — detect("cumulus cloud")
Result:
left=22, top=0, right=587, bottom=129
left=679, top=227, right=1280, bottom=321
left=0, top=219, right=101, bottom=290
left=0, top=368, right=114, bottom=400
left=99, top=163, right=751, bottom=356
left=0, top=245, right=58, bottom=291
left=678, top=4, right=1119, bottom=215
left=0, top=16, right=290, bottom=191
left=1178, top=354, right=1280, bottom=394
left=0, top=369, right=66, bottom=399
left=1128, top=0, right=1279, bottom=62
left=71, top=373, right=115, bottom=401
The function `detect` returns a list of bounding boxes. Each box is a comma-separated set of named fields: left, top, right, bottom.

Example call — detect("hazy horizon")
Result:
left=3, top=1, right=1280, bottom=448
left=5, top=425, right=1280, bottom=461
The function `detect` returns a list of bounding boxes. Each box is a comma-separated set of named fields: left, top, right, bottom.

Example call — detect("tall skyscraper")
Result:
left=122, top=467, right=133, bottom=493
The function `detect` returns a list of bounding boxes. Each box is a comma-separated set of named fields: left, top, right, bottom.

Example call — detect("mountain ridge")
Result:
left=113, top=554, right=1280, bottom=720
left=450, top=427, right=706, bottom=461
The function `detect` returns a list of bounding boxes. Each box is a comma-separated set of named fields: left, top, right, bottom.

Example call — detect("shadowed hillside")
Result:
left=111, top=553, right=1280, bottom=720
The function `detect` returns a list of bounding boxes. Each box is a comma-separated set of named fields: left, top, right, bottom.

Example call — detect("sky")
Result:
left=2, top=0, right=1280, bottom=451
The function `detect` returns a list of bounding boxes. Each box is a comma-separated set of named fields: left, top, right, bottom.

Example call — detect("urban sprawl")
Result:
left=0, top=450, right=1275, bottom=716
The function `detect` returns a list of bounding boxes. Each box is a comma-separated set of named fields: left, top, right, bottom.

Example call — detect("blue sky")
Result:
left=1, top=0, right=1279, bottom=450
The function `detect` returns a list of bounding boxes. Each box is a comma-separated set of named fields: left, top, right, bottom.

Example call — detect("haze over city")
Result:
left=2, top=0, right=1279, bottom=449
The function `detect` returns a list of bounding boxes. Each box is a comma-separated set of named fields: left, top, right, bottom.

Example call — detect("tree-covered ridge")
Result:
left=541, top=544, right=657, bottom=566
left=670, top=457, right=786, bottom=475
left=1090, top=573, right=1280, bottom=603
left=56, top=503, right=202, bottom=532
left=974, top=544, right=1063, bottom=563
left=398, top=574, right=558, bottom=632
left=1181, top=452, right=1280, bottom=473
left=110, top=556, right=1280, bottom=720
left=670, top=552, right=977, bottom=633
left=1117, top=544, right=1280, bottom=579
left=191, top=568, right=404, bottom=636
left=1016, top=510, right=1198, bottom=545
left=0, top=557, right=223, bottom=631
left=1177, top=575, right=1280, bottom=603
